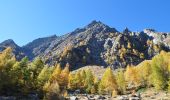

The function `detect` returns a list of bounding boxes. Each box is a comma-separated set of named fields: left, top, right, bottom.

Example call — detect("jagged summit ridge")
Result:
left=0, top=39, right=21, bottom=53
left=0, top=20, right=170, bottom=70
left=86, top=20, right=105, bottom=28
left=0, top=39, right=19, bottom=48
left=85, top=20, right=118, bottom=33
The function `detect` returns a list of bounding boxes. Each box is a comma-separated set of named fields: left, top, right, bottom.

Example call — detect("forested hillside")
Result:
left=1, top=47, right=170, bottom=99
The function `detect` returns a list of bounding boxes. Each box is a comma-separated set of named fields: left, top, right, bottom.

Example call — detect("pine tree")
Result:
left=74, top=71, right=82, bottom=89
left=30, top=57, right=44, bottom=77
left=138, top=60, right=152, bottom=86
left=92, top=76, right=99, bottom=94
left=150, top=53, right=167, bottom=90
left=68, top=73, right=76, bottom=90
left=19, top=57, right=32, bottom=93
left=0, top=48, right=16, bottom=92
left=80, top=69, right=86, bottom=87
left=125, top=65, right=140, bottom=86
left=59, top=63, right=70, bottom=89
left=29, top=57, right=44, bottom=89
left=37, top=66, right=54, bottom=90
left=116, top=69, right=126, bottom=94
left=44, top=81, right=61, bottom=100
left=99, top=67, right=117, bottom=94
left=85, top=69, right=94, bottom=93
left=50, top=63, right=62, bottom=82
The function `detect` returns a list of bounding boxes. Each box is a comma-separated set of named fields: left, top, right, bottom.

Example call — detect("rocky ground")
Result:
left=67, top=88, right=170, bottom=100
left=72, top=65, right=106, bottom=78
left=139, top=88, right=170, bottom=100
left=69, top=66, right=170, bottom=100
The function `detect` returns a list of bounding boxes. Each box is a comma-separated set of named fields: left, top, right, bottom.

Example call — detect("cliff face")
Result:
left=1, top=21, right=170, bottom=70
left=0, top=39, right=25, bottom=59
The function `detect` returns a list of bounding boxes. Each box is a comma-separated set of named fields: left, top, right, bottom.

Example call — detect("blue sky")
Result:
left=0, top=0, right=170, bottom=46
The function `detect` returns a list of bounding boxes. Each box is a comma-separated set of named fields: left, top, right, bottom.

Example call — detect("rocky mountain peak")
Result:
left=86, top=20, right=103, bottom=28
left=0, top=39, right=19, bottom=49
left=123, top=27, right=131, bottom=35
left=1, top=39, right=15, bottom=44
left=143, top=29, right=156, bottom=34
left=23, top=35, right=57, bottom=49
left=0, top=39, right=25, bottom=60
left=84, top=20, right=118, bottom=33
left=0, top=21, right=170, bottom=70
left=68, top=20, right=118, bottom=37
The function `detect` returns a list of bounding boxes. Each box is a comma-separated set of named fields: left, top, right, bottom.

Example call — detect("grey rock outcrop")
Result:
left=0, top=21, right=170, bottom=70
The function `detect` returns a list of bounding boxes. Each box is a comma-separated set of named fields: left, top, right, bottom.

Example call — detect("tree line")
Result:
left=0, top=48, right=170, bottom=99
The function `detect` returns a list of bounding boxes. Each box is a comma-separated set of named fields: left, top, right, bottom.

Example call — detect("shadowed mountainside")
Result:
left=0, top=20, right=170, bottom=70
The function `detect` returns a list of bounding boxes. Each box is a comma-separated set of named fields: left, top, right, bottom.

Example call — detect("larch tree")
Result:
left=59, top=63, right=70, bottom=89
left=0, top=47, right=16, bottom=92
left=99, top=67, right=117, bottom=95
left=116, top=69, right=126, bottom=94
left=150, top=51, right=168, bottom=90
left=68, top=73, right=76, bottom=90
left=37, top=66, right=54, bottom=90
left=18, top=57, right=32, bottom=93
left=74, top=70, right=82, bottom=89
left=125, top=65, right=140, bottom=87
left=29, top=57, right=44, bottom=89
left=80, top=69, right=86, bottom=88
left=30, top=57, right=44, bottom=78
left=84, top=69, right=94, bottom=93
left=50, top=63, right=62, bottom=82
left=138, top=60, right=152, bottom=87
left=43, top=81, right=61, bottom=100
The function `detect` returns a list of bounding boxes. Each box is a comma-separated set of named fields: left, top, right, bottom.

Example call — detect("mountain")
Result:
left=0, top=39, right=19, bottom=50
left=0, top=20, right=170, bottom=70
left=0, top=39, right=25, bottom=59
left=22, top=35, right=58, bottom=59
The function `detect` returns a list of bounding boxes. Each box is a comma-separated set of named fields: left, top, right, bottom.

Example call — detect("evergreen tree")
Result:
left=85, top=69, right=94, bottom=93
left=99, top=67, right=117, bottom=94
left=0, top=48, right=16, bottom=93
left=29, top=57, right=44, bottom=89
left=80, top=69, right=86, bottom=88
left=37, top=66, right=54, bottom=90
left=74, top=70, right=82, bottom=89
left=59, top=63, right=70, bottom=89
left=50, top=63, right=62, bottom=82
left=125, top=65, right=140, bottom=86
left=138, top=60, right=152, bottom=86
left=43, top=81, right=61, bottom=100
left=68, top=73, right=76, bottom=90
left=150, top=52, right=168, bottom=90
left=116, top=69, right=126, bottom=94
left=30, top=57, right=44, bottom=78
left=18, top=57, right=32, bottom=93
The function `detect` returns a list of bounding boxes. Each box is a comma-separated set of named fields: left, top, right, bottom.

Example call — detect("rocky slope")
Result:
left=22, top=35, right=58, bottom=59
left=0, top=20, right=170, bottom=70
left=0, top=39, right=25, bottom=59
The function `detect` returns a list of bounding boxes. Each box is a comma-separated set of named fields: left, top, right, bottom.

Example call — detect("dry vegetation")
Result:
left=1, top=47, right=170, bottom=100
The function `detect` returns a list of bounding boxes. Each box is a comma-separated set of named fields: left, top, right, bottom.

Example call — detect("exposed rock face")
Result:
left=144, top=29, right=170, bottom=48
left=0, top=39, right=25, bottom=59
left=0, top=39, right=18, bottom=49
left=0, top=21, right=170, bottom=70
left=22, top=35, right=58, bottom=59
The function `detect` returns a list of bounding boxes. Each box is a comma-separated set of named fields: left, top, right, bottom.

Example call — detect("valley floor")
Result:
left=66, top=88, right=170, bottom=100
